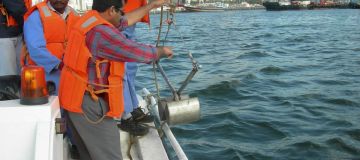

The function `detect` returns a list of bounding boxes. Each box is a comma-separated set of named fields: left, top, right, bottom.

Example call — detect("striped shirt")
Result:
left=85, top=17, right=157, bottom=90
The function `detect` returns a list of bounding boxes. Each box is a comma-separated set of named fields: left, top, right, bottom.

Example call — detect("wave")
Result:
left=253, top=33, right=274, bottom=39
left=291, top=141, right=323, bottom=149
left=182, top=141, right=270, bottom=160
left=326, top=137, right=360, bottom=156
left=345, top=129, right=360, bottom=142
left=325, top=98, right=359, bottom=107
left=313, top=79, right=351, bottom=85
left=237, top=51, right=269, bottom=59
left=260, top=66, right=288, bottom=75
left=352, top=48, right=360, bottom=51
left=195, top=80, right=242, bottom=98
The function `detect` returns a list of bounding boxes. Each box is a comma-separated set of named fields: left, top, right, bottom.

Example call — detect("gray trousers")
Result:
left=65, top=93, right=122, bottom=160
left=0, top=36, right=22, bottom=76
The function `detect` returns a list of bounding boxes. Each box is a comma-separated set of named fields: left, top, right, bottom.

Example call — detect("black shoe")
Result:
left=70, top=145, right=80, bottom=159
left=131, top=107, right=154, bottom=123
left=118, top=118, right=149, bottom=136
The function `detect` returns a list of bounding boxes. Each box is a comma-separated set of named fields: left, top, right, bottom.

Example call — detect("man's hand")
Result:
left=150, top=0, right=170, bottom=9
left=157, top=46, right=173, bottom=59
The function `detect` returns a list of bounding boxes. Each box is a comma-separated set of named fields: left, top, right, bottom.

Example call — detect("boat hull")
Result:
left=263, top=1, right=360, bottom=11
left=184, top=6, right=225, bottom=12
left=263, top=2, right=307, bottom=11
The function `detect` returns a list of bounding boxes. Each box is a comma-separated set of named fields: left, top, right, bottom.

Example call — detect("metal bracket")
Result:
left=55, top=118, right=66, bottom=134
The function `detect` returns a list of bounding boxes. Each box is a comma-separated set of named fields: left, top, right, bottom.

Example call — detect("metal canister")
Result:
left=165, top=97, right=200, bottom=125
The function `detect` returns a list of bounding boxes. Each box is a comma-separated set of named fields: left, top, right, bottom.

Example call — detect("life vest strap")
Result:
left=95, top=59, right=108, bottom=79
left=0, top=4, right=18, bottom=27
left=20, top=40, right=29, bottom=67
left=65, top=65, right=121, bottom=87
left=85, top=85, right=109, bottom=102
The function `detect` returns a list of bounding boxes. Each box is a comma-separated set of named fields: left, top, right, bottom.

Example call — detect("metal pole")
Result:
left=162, top=123, right=188, bottom=160
left=156, top=62, right=180, bottom=101
left=142, top=88, right=188, bottom=160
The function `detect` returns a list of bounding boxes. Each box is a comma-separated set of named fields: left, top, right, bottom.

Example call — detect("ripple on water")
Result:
left=197, top=80, right=242, bottom=98
left=237, top=120, right=288, bottom=142
left=253, top=33, right=274, bottom=39
left=274, top=140, right=327, bottom=159
left=237, top=50, right=269, bottom=59
left=183, top=142, right=270, bottom=160
left=324, top=119, right=353, bottom=129
left=325, top=98, right=359, bottom=107
left=326, top=137, right=360, bottom=156
left=291, top=141, right=323, bottom=150
left=313, top=79, right=351, bottom=85
left=352, top=47, right=360, bottom=51
left=260, top=66, right=288, bottom=75
left=345, top=129, right=360, bottom=142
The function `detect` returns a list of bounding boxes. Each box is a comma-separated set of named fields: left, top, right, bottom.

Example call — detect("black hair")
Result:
left=92, top=0, right=126, bottom=12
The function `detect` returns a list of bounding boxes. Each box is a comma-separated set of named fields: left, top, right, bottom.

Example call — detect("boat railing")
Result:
left=142, top=88, right=188, bottom=160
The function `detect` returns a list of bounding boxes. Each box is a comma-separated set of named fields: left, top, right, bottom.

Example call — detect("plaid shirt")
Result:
left=85, top=17, right=157, bottom=90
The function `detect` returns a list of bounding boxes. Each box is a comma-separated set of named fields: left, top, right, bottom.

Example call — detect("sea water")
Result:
left=134, top=9, right=360, bottom=159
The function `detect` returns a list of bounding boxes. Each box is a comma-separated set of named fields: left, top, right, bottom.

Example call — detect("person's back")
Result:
left=0, top=0, right=27, bottom=75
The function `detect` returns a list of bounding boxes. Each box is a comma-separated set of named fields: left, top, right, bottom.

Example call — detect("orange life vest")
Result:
left=0, top=0, right=31, bottom=27
left=124, top=0, right=150, bottom=24
left=59, top=10, right=125, bottom=118
left=22, top=1, right=80, bottom=65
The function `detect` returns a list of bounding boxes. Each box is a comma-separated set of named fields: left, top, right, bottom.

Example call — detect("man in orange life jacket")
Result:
left=0, top=0, right=27, bottom=75
left=23, top=0, right=80, bottom=95
left=23, top=0, right=81, bottom=158
left=59, top=0, right=173, bottom=159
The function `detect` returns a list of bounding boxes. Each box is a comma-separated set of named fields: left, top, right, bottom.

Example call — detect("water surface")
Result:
left=134, top=9, right=360, bottom=159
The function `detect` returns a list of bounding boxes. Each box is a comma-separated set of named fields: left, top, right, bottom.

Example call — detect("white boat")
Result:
left=0, top=87, right=199, bottom=160
left=183, top=2, right=229, bottom=12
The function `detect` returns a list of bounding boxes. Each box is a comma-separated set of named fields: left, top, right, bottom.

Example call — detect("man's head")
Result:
left=93, top=0, right=126, bottom=26
left=49, top=0, right=69, bottom=14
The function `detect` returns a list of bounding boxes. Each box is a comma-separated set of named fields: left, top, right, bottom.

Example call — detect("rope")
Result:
left=82, top=112, right=106, bottom=125
left=64, top=66, right=118, bottom=124
left=127, top=135, right=136, bottom=160
left=163, top=7, right=175, bottom=46
left=153, top=4, right=176, bottom=100
left=151, top=3, right=200, bottom=102
left=95, top=59, right=108, bottom=79
left=141, top=123, right=165, bottom=138
left=152, top=6, right=165, bottom=99
left=65, top=66, right=122, bottom=88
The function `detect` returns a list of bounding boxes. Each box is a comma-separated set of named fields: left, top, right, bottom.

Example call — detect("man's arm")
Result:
left=2, top=0, right=27, bottom=25
left=86, top=25, right=172, bottom=63
left=125, top=0, right=168, bottom=26
left=24, top=11, right=61, bottom=73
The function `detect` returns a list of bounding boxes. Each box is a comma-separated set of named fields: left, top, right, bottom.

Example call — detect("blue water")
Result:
left=134, top=9, right=360, bottom=159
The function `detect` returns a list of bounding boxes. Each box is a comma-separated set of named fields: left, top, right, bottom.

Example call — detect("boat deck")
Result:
left=120, top=96, right=169, bottom=160
left=0, top=96, right=170, bottom=160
